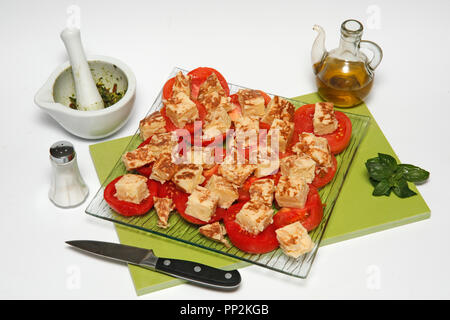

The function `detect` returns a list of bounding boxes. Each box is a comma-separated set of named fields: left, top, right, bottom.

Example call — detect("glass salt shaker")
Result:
left=49, top=141, right=89, bottom=208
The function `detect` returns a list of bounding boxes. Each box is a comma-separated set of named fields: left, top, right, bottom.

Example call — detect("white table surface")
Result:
left=1, top=0, right=449, bottom=300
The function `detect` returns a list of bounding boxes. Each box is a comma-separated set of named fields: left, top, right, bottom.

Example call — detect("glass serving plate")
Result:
left=85, top=67, right=370, bottom=279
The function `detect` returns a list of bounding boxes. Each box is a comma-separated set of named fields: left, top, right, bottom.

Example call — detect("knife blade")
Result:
left=66, top=240, right=241, bottom=289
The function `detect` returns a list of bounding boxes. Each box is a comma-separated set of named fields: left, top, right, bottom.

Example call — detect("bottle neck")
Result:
left=339, top=34, right=361, bottom=56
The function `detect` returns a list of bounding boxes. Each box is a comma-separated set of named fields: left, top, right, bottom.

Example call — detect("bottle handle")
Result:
left=360, top=40, right=383, bottom=70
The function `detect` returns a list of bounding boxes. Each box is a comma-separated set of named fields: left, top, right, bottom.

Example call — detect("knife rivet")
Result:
left=225, top=273, right=232, bottom=279
left=194, top=266, right=201, bottom=272
left=163, top=259, right=171, bottom=266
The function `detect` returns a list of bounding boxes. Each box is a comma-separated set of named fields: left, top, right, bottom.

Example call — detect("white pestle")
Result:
left=60, top=27, right=104, bottom=111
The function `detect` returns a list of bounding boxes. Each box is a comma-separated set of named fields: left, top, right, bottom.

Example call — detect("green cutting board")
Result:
left=89, top=92, right=430, bottom=295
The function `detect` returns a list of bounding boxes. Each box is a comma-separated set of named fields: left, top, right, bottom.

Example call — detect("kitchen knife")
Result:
left=66, top=240, right=241, bottom=289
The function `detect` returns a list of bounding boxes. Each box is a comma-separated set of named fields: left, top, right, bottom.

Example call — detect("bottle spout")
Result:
left=311, top=25, right=327, bottom=71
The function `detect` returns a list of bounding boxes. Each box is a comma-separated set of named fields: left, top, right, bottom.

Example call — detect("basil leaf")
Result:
left=392, top=179, right=417, bottom=198
left=390, top=169, right=405, bottom=184
left=372, top=180, right=392, bottom=196
left=365, top=157, right=393, bottom=181
left=378, top=153, right=398, bottom=172
left=366, top=154, right=428, bottom=199
left=370, top=178, right=392, bottom=196
left=398, top=164, right=430, bottom=183
left=369, top=177, right=379, bottom=187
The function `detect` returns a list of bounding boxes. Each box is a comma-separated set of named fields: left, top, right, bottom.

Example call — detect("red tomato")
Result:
left=273, top=186, right=323, bottom=231
left=228, top=95, right=242, bottom=122
left=137, top=137, right=151, bottom=148
left=273, top=207, right=308, bottom=229
left=172, top=188, right=225, bottom=225
left=162, top=77, right=176, bottom=100
left=259, top=122, right=271, bottom=131
left=133, top=137, right=154, bottom=177
left=200, top=147, right=226, bottom=185
left=230, top=93, right=240, bottom=106
left=160, top=106, right=180, bottom=132
left=201, top=165, right=220, bottom=187
left=258, top=90, right=272, bottom=105
left=293, top=104, right=352, bottom=154
left=157, top=181, right=178, bottom=199
left=194, top=132, right=228, bottom=148
left=196, top=101, right=207, bottom=120
left=326, top=112, right=352, bottom=154
left=135, top=163, right=154, bottom=177
left=187, top=67, right=230, bottom=100
left=267, top=171, right=282, bottom=185
left=223, top=201, right=279, bottom=254
left=237, top=176, right=259, bottom=202
left=311, top=154, right=337, bottom=189
left=104, top=176, right=158, bottom=217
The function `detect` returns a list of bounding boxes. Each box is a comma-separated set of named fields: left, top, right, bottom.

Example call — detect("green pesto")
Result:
left=68, top=78, right=125, bottom=109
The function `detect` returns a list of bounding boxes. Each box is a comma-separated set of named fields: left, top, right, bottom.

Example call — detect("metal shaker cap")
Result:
left=50, top=141, right=75, bottom=164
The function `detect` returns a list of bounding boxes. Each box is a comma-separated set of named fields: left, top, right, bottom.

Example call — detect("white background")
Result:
left=1, top=0, right=449, bottom=299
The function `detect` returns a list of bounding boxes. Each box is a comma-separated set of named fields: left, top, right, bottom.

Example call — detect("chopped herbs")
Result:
left=69, top=96, right=77, bottom=109
left=67, top=78, right=125, bottom=110
left=96, top=79, right=124, bottom=107
left=365, top=153, right=429, bottom=198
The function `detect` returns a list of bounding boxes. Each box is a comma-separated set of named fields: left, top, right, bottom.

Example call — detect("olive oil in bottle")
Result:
left=314, top=57, right=374, bottom=107
left=311, top=20, right=382, bottom=107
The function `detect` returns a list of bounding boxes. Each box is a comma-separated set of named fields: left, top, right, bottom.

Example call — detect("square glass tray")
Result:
left=85, top=67, right=370, bottom=278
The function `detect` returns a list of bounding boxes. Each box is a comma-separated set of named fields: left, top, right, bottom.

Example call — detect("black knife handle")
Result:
left=155, top=257, right=241, bottom=289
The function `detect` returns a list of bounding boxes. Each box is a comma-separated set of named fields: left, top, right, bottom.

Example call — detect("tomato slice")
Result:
left=326, top=111, right=352, bottom=154
left=259, top=122, right=271, bottom=131
left=104, top=176, right=158, bottom=217
left=157, top=181, right=178, bottom=199
left=133, top=137, right=154, bottom=177
left=273, top=207, right=308, bottom=230
left=311, top=154, right=337, bottom=189
left=162, top=77, right=176, bottom=100
left=237, top=176, right=259, bottom=202
left=172, top=188, right=225, bottom=225
left=135, top=163, right=154, bottom=177
left=228, top=94, right=243, bottom=122
left=187, top=67, right=230, bottom=100
left=259, top=90, right=272, bottom=105
left=293, top=104, right=352, bottom=154
left=230, top=93, right=240, bottom=107
left=267, top=171, right=282, bottom=186
left=137, top=136, right=151, bottom=148
left=194, top=131, right=228, bottom=147
left=200, top=147, right=227, bottom=186
left=196, top=101, right=207, bottom=120
left=273, top=186, right=323, bottom=231
left=223, top=201, right=279, bottom=254
left=201, top=165, right=220, bottom=187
